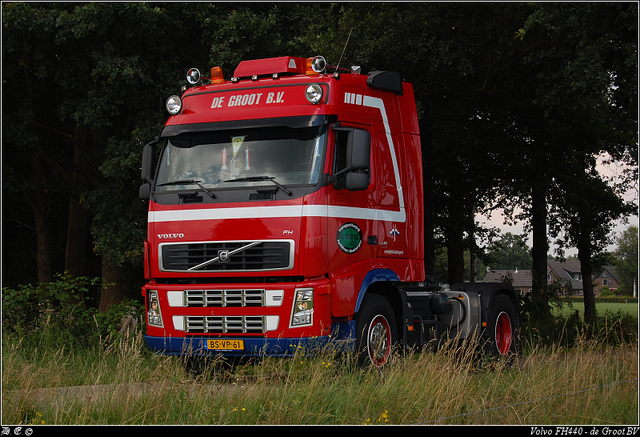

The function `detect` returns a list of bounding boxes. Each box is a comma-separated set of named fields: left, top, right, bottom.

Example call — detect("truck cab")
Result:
left=140, top=56, right=519, bottom=366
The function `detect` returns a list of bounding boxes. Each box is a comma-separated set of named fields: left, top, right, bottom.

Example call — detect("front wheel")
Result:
left=355, top=294, right=397, bottom=367
left=486, top=294, right=521, bottom=357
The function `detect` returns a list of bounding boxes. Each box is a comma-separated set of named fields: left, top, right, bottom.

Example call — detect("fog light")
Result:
left=291, top=288, right=313, bottom=327
left=147, top=290, right=164, bottom=327
left=166, top=95, right=182, bottom=115
left=305, top=84, right=323, bottom=104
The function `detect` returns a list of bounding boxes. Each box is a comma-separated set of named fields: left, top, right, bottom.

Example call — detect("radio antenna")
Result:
left=334, top=26, right=354, bottom=73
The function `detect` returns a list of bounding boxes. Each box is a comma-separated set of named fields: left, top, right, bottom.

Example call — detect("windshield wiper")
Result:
left=224, top=176, right=292, bottom=196
left=157, top=179, right=216, bottom=199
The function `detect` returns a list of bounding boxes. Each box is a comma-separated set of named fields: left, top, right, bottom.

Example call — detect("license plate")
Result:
left=206, top=339, right=244, bottom=351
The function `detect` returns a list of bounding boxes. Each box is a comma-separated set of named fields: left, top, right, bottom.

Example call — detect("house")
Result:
left=482, top=268, right=533, bottom=295
left=547, top=260, right=583, bottom=296
left=593, top=265, right=619, bottom=294
left=482, top=260, right=619, bottom=297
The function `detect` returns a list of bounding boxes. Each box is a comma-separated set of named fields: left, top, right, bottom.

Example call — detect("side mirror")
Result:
left=346, top=129, right=370, bottom=171
left=139, top=137, right=160, bottom=200
left=141, top=141, right=157, bottom=183
left=345, top=172, right=369, bottom=191
left=345, top=128, right=370, bottom=191
left=139, top=183, right=151, bottom=200
left=332, top=127, right=371, bottom=191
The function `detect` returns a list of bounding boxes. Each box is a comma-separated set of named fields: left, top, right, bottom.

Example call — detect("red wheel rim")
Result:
left=495, top=311, right=512, bottom=355
left=368, top=314, right=391, bottom=367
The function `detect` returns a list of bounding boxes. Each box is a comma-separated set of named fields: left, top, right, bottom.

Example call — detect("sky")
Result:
left=476, top=157, right=638, bottom=257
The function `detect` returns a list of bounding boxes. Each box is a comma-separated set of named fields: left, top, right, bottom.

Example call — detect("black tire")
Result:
left=486, top=294, right=521, bottom=357
left=355, top=294, right=397, bottom=367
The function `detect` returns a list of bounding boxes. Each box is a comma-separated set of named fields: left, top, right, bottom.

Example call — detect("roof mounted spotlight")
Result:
left=186, top=68, right=201, bottom=85
left=306, top=56, right=326, bottom=76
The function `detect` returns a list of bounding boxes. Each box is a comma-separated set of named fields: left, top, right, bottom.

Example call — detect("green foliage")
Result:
left=520, top=291, right=638, bottom=349
left=2, top=272, right=144, bottom=350
left=613, top=225, right=639, bottom=295
left=485, top=232, right=532, bottom=270
left=2, top=3, right=637, bottom=319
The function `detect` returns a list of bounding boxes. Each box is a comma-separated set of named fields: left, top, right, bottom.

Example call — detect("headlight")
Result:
left=166, top=95, right=182, bottom=115
left=305, top=84, right=323, bottom=104
left=147, top=290, right=164, bottom=327
left=291, top=288, right=314, bottom=327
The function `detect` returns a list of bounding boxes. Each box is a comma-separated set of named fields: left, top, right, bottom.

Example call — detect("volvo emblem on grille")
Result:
left=218, top=250, right=230, bottom=263
left=187, top=241, right=261, bottom=271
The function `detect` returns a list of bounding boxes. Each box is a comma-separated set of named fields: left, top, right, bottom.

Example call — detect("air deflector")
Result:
left=367, top=71, right=403, bottom=95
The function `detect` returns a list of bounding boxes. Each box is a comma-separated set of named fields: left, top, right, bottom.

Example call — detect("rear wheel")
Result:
left=486, top=294, right=520, bottom=357
left=355, top=294, right=397, bottom=367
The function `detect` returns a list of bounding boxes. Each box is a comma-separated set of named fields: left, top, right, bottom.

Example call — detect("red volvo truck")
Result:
left=139, top=56, right=520, bottom=367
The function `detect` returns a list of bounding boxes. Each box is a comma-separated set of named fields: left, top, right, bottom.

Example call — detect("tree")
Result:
left=486, top=233, right=532, bottom=271
left=2, top=3, right=211, bottom=306
left=2, top=3, right=322, bottom=309
left=518, top=3, right=638, bottom=324
left=3, top=3, right=636, bottom=318
left=614, top=225, right=639, bottom=296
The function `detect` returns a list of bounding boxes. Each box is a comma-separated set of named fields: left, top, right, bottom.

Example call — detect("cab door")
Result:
left=326, top=125, right=377, bottom=275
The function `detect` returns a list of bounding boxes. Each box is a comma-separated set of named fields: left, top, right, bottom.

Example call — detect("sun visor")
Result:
left=161, top=115, right=337, bottom=138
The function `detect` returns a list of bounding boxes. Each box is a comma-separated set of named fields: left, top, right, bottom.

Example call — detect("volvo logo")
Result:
left=218, top=250, right=230, bottom=263
left=157, top=233, right=185, bottom=239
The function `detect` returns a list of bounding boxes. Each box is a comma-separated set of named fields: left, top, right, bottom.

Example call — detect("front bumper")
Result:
left=144, top=334, right=335, bottom=357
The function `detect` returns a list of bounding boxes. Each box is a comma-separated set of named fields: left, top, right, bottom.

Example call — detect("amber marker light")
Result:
left=211, top=66, right=224, bottom=84
left=306, top=56, right=326, bottom=76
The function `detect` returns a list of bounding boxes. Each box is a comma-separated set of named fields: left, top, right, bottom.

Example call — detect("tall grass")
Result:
left=3, top=327, right=637, bottom=425
left=3, top=275, right=637, bottom=425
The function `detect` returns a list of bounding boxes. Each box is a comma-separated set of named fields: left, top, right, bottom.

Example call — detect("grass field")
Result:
left=554, top=302, right=639, bottom=318
left=2, top=331, right=638, bottom=425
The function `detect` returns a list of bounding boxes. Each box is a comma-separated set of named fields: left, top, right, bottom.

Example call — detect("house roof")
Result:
left=594, top=265, right=619, bottom=283
left=481, top=262, right=621, bottom=293
left=482, top=269, right=533, bottom=289
left=547, top=260, right=583, bottom=291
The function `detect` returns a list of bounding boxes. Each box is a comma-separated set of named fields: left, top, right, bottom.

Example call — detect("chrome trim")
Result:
left=187, top=241, right=261, bottom=271
left=158, top=239, right=295, bottom=273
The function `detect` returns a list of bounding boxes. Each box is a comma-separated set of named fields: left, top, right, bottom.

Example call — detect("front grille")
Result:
left=185, top=315, right=265, bottom=333
left=160, top=240, right=293, bottom=272
left=185, top=289, right=264, bottom=307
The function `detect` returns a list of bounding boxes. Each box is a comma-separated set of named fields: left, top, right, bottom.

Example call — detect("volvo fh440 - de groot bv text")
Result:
left=139, top=56, right=520, bottom=367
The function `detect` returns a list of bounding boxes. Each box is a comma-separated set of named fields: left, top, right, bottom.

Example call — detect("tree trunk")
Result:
left=29, top=196, right=54, bottom=284
left=577, top=238, right=596, bottom=325
left=424, top=223, right=436, bottom=276
left=64, top=126, right=91, bottom=278
left=64, top=194, right=89, bottom=276
left=530, top=183, right=551, bottom=318
left=99, top=261, right=126, bottom=313
left=26, top=149, right=54, bottom=284
left=446, top=178, right=465, bottom=285
left=422, top=130, right=436, bottom=278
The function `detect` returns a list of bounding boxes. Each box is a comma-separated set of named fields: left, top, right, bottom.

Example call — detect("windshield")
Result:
left=155, top=125, right=327, bottom=192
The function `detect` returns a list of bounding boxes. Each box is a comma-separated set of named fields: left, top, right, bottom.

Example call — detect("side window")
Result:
left=331, top=127, right=371, bottom=191
left=332, top=130, right=350, bottom=190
